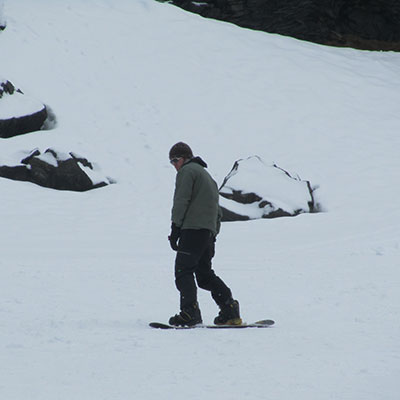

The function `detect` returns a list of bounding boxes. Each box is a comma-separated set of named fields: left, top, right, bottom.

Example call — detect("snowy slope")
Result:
left=1, top=1, right=400, bottom=399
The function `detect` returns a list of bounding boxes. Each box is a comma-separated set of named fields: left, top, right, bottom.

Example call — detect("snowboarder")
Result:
left=168, top=142, right=242, bottom=327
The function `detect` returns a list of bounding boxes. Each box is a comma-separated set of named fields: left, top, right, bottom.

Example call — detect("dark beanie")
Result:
left=169, top=142, right=193, bottom=160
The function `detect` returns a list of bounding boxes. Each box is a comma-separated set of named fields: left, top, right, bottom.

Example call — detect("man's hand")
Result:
left=168, top=223, right=181, bottom=251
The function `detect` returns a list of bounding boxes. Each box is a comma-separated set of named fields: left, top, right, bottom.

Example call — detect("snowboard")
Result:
left=149, top=319, right=275, bottom=330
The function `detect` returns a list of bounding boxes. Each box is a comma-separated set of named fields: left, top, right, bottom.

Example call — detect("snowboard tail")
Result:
left=149, top=319, right=275, bottom=330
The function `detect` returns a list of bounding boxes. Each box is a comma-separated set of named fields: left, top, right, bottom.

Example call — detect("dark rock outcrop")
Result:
left=0, top=148, right=113, bottom=191
left=219, top=156, right=317, bottom=221
left=165, top=0, right=400, bottom=51
left=0, top=80, right=48, bottom=138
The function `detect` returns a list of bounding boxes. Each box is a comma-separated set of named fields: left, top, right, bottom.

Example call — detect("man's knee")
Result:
left=175, top=251, right=199, bottom=279
left=196, top=271, right=216, bottom=290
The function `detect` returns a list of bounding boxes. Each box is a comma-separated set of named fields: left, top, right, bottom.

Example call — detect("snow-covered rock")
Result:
left=219, top=156, right=317, bottom=221
left=0, top=148, right=113, bottom=191
left=0, top=80, right=47, bottom=138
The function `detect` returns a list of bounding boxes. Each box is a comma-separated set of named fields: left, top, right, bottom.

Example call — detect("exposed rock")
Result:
left=0, top=80, right=48, bottom=138
left=219, top=156, right=317, bottom=221
left=165, top=0, right=400, bottom=51
left=0, top=148, right=113, bottom=191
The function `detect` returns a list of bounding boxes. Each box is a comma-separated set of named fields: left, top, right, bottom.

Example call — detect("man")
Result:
left=168, top=142, right=242, bottom=327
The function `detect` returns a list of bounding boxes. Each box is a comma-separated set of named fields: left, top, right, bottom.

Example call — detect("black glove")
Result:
left=168, top=223, right=181, bottom=251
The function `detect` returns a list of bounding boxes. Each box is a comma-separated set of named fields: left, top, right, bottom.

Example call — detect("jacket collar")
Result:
left=183, top=156, right=208, bottom=168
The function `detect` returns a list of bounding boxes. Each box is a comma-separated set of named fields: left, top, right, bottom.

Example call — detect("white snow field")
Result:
left=1, top=1, right=399, bottom=399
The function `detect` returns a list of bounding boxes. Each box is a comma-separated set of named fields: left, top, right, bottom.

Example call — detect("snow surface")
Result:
left=0, top=88, right=45, bottom=119
left=35, top=151, right=59, bottom=167
left=0, top=0, right=5, bottom=28
left=1, top=1, right=400, bottom=399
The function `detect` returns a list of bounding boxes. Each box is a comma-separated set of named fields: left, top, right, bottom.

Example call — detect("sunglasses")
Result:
left=170, top=157, right=182, bottom=165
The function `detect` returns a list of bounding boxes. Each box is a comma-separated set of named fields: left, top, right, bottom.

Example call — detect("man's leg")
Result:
left=175, top=229, right=211, bottom=310
left=195, top=235, right=233, bottom=307
left=195, top=235, right=242, bottom=325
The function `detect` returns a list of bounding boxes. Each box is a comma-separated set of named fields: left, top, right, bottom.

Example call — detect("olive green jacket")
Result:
left=171, top=157, right=222, bottom=235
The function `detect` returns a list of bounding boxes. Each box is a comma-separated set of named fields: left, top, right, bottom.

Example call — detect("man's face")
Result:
left=170, top=157, right=185, bottom=171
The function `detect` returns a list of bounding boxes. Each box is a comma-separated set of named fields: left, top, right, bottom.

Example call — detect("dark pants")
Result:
left=175, top=229, right=232, bottom=310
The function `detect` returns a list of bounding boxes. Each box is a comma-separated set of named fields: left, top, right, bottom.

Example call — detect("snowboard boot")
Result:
left=214, top=299, right=242, bottom=326
left=169, top=302, right=202, bottom=327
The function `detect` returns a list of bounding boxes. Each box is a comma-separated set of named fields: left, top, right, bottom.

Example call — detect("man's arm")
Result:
left=171, top=168, right=195, bottom=227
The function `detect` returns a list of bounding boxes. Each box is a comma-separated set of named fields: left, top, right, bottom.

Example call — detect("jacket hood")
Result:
left=186, top=156, right=208, bottom=168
